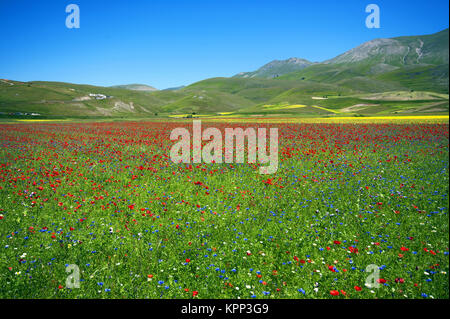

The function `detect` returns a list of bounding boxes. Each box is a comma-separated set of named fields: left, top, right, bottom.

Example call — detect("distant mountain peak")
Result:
left=284, top=57, right=311, bottom=64
left=234, top=57, right=314, bottom=79
left=324, top=28, right=449, bottom=66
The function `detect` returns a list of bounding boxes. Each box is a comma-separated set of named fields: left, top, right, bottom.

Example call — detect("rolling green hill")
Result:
left=0, top=80, right=185, bottom=118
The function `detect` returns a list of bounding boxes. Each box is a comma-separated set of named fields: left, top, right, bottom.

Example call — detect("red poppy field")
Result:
left=0, top=121, right=448, bottom=299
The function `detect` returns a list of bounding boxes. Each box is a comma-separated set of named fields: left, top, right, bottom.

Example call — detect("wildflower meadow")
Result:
left=0, top=121, right=448, bottom=299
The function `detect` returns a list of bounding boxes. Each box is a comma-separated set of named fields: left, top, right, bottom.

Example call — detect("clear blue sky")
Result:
left=0, top=0, right=448, bottom=89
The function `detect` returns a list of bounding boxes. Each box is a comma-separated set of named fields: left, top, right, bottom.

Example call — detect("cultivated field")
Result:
left=0, top=121, right=448, bottom=298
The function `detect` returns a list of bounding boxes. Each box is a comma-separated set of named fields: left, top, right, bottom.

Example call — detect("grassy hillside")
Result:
left=1, top=77, right=448, bottom=119
left=374, top=64, right=449, bottom=93
left=0, top=80, right=185, bottom=118
left=278, top=63, right=448, bottom=94
left=161, top=90, right=256, bottom=114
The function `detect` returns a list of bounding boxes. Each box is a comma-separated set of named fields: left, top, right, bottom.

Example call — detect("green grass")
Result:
left=374, top=64, right=449, bottom=94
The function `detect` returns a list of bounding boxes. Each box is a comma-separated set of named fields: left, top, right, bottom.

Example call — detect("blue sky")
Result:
left=0, top=0, right=448, bottom=89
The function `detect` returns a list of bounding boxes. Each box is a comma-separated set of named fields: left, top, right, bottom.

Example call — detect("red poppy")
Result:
left=330, top=290, right=339, bottom=296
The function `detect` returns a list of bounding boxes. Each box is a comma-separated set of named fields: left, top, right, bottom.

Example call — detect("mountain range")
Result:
left=1, top=28, right=448, bottom=119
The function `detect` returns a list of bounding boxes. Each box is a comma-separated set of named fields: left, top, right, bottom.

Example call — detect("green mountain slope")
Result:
left=277, top=28, right=449, bottom=93
left=325, top=28, right=448, bottom=66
